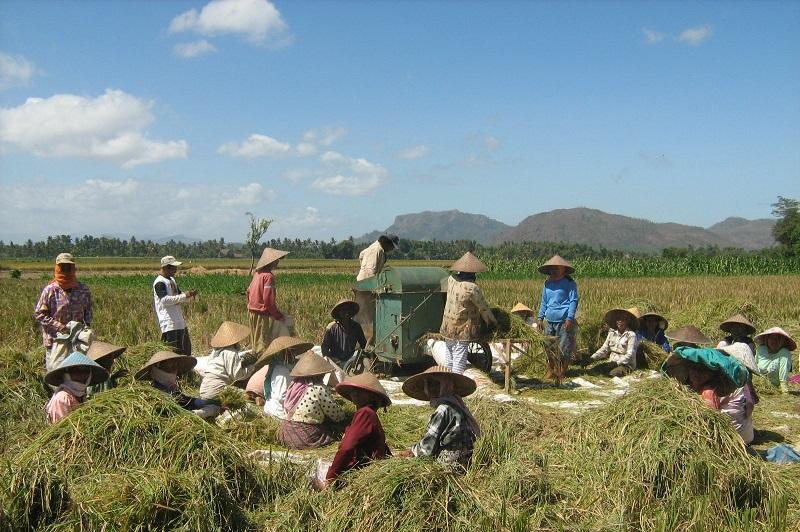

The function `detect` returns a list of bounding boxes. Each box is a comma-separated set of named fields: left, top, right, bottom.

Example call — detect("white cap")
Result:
left=55, top=252, right=75, bottom=264
left=160, top=255, right=182, bottom=267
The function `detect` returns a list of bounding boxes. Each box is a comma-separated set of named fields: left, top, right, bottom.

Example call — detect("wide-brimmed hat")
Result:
left=665, top=325, right=712, bottom=346
left=604, top=307, right=640, bottom=331
left=718, top=343, right=759, bottom=373
left=402, top=365, right=477, bottom=401
left=160, top=255, right=182, bottom=267
left=135, top=351, right=197, bottom=380
left=45, top=352, right=109, bottom=387
left=639, top=312, right=668, bottom=331
left=449, top=252, right=487, bottom=273
left=336, top=372, right=391, bottom=407
left=56, top=252, right=75, bottom=265
left=538, top=255, right=575, bottom=276
left=254, top=336, right=314, bottom=370
left=210, top=321, right=250, bottom=349
left=87, top=341, right=126, bottom=363
left=255, top=248, right=289, bottom=271
left=290, top=351, right=335, bottom=378
left=510, top=302, right=534, bottom=316
left=719, top=314, right=756, bottom=336
left=331, top=299, right=360, bottom=319
left=754, top=327, right=797, bottom=352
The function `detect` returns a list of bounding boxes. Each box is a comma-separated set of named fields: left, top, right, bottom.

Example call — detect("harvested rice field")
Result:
left=2, top=270, right=800, bottom=530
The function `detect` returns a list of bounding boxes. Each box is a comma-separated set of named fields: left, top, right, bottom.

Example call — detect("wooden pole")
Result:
left=504, top=338, right=512, bottom=394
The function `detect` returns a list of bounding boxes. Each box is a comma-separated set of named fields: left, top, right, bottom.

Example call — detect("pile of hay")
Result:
left=547, top=377, right=791, bottom=529
left=0, top=349, right=49, bottom=454
left=1, top=384, right=302, bottom=530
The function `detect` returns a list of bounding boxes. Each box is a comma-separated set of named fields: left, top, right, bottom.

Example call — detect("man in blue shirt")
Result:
left=536, top=255, right=579, bottom=381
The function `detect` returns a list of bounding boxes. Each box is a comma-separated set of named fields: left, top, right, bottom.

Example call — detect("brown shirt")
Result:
left=440, top=276, right=495, bottom=341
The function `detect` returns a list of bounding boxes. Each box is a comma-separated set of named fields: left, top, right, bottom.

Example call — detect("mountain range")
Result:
left=359, top=208, right=775, bottom=252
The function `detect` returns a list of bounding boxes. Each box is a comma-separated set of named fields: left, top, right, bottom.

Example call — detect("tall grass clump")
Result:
left=0, top=349, right=49, bottom=453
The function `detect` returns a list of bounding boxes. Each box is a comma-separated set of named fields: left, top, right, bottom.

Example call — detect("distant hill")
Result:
left=707, top=217, right=776, bottom=251
left=359, top=210, right=512, bottom=245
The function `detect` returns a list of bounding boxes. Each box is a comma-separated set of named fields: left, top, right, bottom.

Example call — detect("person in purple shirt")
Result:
left=536, top=255, right=579, bottom=380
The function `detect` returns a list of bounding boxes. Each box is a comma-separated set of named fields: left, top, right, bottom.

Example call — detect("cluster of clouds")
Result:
left=0, top=52, right=37, bottom=90
left=642, top=24, right=713, bottom=46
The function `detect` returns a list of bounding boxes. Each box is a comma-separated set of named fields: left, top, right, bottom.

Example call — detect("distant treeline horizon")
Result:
left=0, top=234, right=784, bottom=261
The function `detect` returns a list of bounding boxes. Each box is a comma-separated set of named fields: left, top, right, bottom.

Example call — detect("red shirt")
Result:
left=246, top=271, right=284, bottom=319
left=326, top=405, right=390, bottom=481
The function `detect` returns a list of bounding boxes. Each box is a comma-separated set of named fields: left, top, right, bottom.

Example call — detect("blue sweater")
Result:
left=637, top=328, right=672, bottom=353
left=537, top=277, right=578, bottom=323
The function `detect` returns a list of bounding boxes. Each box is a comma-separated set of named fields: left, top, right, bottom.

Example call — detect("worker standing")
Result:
left=356, top=234, right=399, bottom=281
left=536, top=255, right=579, bottom=381
left=153, top=255, right=196, bottom=356
left=439, top=252, right=497, bottom=374
left=247, top=247, right=290, bottom=356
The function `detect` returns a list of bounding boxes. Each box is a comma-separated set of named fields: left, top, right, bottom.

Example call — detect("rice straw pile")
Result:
left=0, top=349, right=49, bottom=453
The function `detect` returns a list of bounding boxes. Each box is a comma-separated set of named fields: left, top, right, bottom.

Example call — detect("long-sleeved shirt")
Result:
left=287, top=384, right=348, bottom=425
left=45, top=388, right=81, bottom=424
left=591, top=329, right=639, bottom=368
left=247, top=271, right=284, bottom=319
left=440, top=276, right=495, bottom=341
left=412, top=403, right=477, bottom=466
left=756, top=345, right=792, bottom=392
left=198, top=348, right=256, bottom=399
left=537, top=277, right=578, bottom=324
left=264, top=363, right=293, bottom=419
left=34, top=281, right=93, bottom=348
left=152, top=274, right=188, bottom=333
left=357, top=241, right=386, bottom=281
left=326, top=405, right=390, bottom=481
left=637, top=328, right=672, bottom=353
left=720, top=385, right=755, bottom=444
left=321, top=320, right=367, bottom=362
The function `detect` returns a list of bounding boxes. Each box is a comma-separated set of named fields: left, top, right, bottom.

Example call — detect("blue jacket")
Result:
left=537, top=277, right=578, bottom=323
left=637, top=328, right=672, bottom=353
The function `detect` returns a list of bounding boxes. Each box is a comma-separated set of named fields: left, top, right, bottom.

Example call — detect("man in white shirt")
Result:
left=153, top=255, right=196, bottom=355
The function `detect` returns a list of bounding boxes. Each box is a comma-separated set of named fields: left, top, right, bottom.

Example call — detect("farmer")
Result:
left=665, top=325, right=712, bottom=349
left=260, top=337, right=314, bottom=419
left=717, top=314, right=757, bottom=354
left=357, top=234, right=399, bottom=281
left=34, top=253, right=93, bottom=364
left=44, top=352, right=109, bottom=424
left=637, top=312, right=671, bottom=353
left=510, top=302, right=536, bottom=327
left=440, top=252, right=497, bottom=375
left=536, top=255, right=579, bottom=380
left=244, top=364, right=271, bottom=406
left=754, top=327, right=796, bottom=394
left=153, top=255, right=196, bottom=356
left=321, top=299, right=367, bottom=367
left=198, top=321, right=257, bottom=399
left=277, top=352, right=348, bottom=449
left=136, top=350, right=219, bottom=419
left=247, top=248, right=290, bottom=356
left=717, top=343, right=759, bottom=444
left=398, top=365, right=480, bottom=468
left=317, top=372, right=392, bottom=489
left=86, top=341, right=128, bottom=398
left=588, top=307, right=641, bottom=377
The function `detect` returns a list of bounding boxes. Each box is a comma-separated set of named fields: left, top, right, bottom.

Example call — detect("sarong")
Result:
left=249, top=311, right=272, bottom=356
left=278, top=420, right=338, bottom=449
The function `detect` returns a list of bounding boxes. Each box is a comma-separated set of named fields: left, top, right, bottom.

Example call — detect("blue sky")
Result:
left=1, top=0, right=798, bottom=242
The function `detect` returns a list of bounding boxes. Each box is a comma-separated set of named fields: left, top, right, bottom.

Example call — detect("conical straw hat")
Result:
left=537, top=255, right=575, bottom=276
left=754, top=327, right=797, bottom=352
left=254, top=336, right=314, bottom=370
left=87, top=341, right=126, bottom=363
left=603, top=307, right=640, bottom=331
left=290, top=351, right=335, bottom=378
left=402, top=365, right=477, bottom=401
left=510, top=302, right=534, bottom=316
left=719, top=314, right=756, bottom=336
left=255, top=248, right=290, bottom=271
left=135, top=351, right=197, bottom=380
left=639, top=312, right=669, bottom=331
left=331, top=299, right=360, bottom=318
left=449, top=252, right=487, bottom=273
left=665, top=325, right=711, bottom=346
left=210, top=321, right=251, bottom=348
left=336, top=372, right=391, bottom=407
left=45, top=352, right=109, bottom=387
left=718, top=343, right=759, bottom=373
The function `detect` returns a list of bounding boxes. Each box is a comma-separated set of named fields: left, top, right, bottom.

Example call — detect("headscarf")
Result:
left=61, top=372, right=88, bottom=398
left=283, top=376, right=316, bottom=416
left=426, top=377, right=481, bottom=438
left=53, top=264, right=78, bottom=290
left=150, top=367, right=179, bottom=391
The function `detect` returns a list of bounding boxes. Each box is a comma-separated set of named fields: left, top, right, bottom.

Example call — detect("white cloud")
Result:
left=282, top=206, right=321, bottom=227
left=641, top=28, right=666, bottom=44
left=0, top=89, right=188, bottom=167
left=173, top=40, right=218, bottom=58
left=169, top=0, right=291, bottom=46
left=218, top=134, right=291, bottom=158
left=676, top=25, right=713, bottom=46
left=303, top=126, right=346, bottom=146
left=313, top=152, right=387, bottom=196
left=295, top=142, right=317, bottom=157
left=0, top=52, right=37, bottom=90
left=484, top=135, right=500, bottom=149
left=397, top=144, right=429, bottom=160
left=221, top=182, right=275, bottom=206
